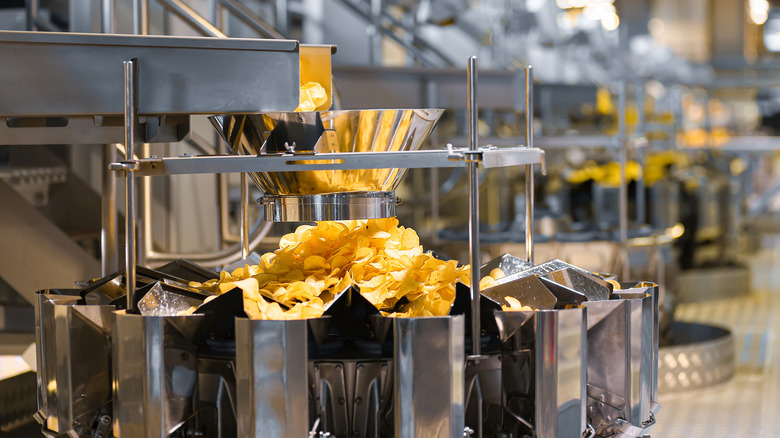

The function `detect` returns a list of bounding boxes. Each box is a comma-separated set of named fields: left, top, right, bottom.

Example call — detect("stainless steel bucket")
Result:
left=112, top=311, right=216, bottom=438
left=584, top=292, right=656, bottom=437
left=234, top=318, right=309, bottom=438
left=34, top=291, right=114, bottom=437
left=465, top=307, right=587, bottom=438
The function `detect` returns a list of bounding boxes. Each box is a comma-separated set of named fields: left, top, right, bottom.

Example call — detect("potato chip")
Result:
left=502, top=296, right=533, bottom=312
left=195, top=219, right=513, bottom=320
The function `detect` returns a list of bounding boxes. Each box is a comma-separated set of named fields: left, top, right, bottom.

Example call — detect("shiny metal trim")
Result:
left=394, top=316, right=465, bottom=437
left=115, top=148, right=544, bottom=177
left=260, top=191, right=399, bottom=222
left=235, top=318, right=309, bottom=437
left=124, top=59, right=138, bottom=312
left=467, top=57, right=481, bottom=357
left=525, top=65, right=534, bottom=264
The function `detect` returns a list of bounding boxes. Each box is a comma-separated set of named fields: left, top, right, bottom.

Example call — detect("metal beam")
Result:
left=0, top=180, right=100, bottom=304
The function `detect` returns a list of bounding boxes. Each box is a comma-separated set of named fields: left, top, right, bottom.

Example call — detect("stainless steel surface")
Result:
left=158, top=0, right=226, bottom=38
left=0, top=31, right=299, bottom=117
left=618, top=81, right=628, bottom=246
left=467, top=56, right=481, bottom=358
left=113, top=311, right=209, bottom=437
left=493, top=307, right=587, bottom=437
left=394, top=315, right=465, bottom=438
left=525, top=65, right=534, bottom=264
left=658, top=322, right=735, bottom=394
left=35, top=293, right=113, bottom=436
left=211, top=109, right=444, bottom=195
left=125, top=59, right=138, bottom=313
left=132, top=0, right=149, bottom=35
left=101, top=141, right=119, bottom=276
left=116, top=147, right=544, bottom=177
left=260, top=191, right=399, bottom=222
left=235, top=318, right=309, bottom=438
left=479, top=253, right=532, bottom=282
left=101, top=0, right=115, bottom=34
left=584, top=294, right=654, bottom=436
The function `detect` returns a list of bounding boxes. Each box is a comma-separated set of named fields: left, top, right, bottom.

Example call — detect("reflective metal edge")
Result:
left=235, top=318, right=309, bottom=438
left=260, top=191, right=398, bottom=222
left=534, top=307, right=587, bottom=438
left=394, top=315, right=465, bottom=438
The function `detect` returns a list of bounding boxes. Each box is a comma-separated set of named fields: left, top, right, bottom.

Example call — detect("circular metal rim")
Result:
left=259, top=191, right=400, bottom=222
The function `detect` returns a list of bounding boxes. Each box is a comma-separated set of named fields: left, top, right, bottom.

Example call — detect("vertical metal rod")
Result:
left=124, top=59, right=138, bottom=312
left=618, top=80, right=628, bottom=245
left=240, top=173, right=250, bottom=259
left=101, top=0, right=115, bottom=33
left=101, top=145, right=118, bottom=276
left=525, top=65, right=535, bottom=264
left=132, top=0, right=149, bottom=35
left=369, top=0, right=384, bottom=65
left=100, top=1, right=117, bottom=276
left=467, top=56, right=481, bottom=357
left=138, top=143, right=152, bottom=267
left=26, top=0, right=39, bottom=31
left=635, top=81, right=646, bottom=225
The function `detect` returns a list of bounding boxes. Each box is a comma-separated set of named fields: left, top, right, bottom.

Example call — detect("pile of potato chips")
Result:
left=191, top=218, right=482, bottom=320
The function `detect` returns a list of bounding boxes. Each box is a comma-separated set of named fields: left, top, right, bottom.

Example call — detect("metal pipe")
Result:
left=157, top=0, right=227, bottom=38
left=240, top=172, right=250, bottom=259
left=26, top=0, right=39, bottom=31
left=635, top=81, right=646, bottom=225
left=124, top=59, right=138, bottom=312
left=369, top=0, right=384, bottom=65
left=467, top=56, right=481, bottom=357
left=138, top=143, right=152, bottom=267
left=145, top=221, right=273, bottom=268
left=219, top=0, right=286, bottom=39
left=101, top=0, right=115, bottom=33
left=618, top=81, right=628, bottom=245
left=101, top=144, right=118, bottom=276
left=132, top=0, right=149, bottom=35
left=525, top=65, right=534, bottom=264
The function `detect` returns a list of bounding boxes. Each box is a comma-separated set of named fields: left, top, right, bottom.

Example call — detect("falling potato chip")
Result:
left=295, top=82, right=328, bottom=112
left=490, top=268, right=505, bottom=280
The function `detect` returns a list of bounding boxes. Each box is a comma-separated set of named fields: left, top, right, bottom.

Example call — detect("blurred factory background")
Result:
left=1, top=0, right=780, bottom=436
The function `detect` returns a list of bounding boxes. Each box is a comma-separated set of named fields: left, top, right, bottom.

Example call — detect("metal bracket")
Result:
left=446, top=143, right=485, bottom=163
left=108, top=161, right=140, bottom=172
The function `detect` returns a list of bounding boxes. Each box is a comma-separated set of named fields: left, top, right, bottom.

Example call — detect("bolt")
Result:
left=99, top=415, right=111, bottom=425
left=335, top=364, right=342, bottom=371
left=338, top=397, right=345, bottom=405
left=355, top=397, right=362, bottom=405
left=357, top=364, right=364, bottom=370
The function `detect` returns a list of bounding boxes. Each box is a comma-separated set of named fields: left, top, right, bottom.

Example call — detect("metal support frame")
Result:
left=124, top=59, right=139, bottom=312
left=467, top=56, right=481, bottom=357
left=525, top=66, right=535, bottom=264
left=240, top=173, right=250, bottom=259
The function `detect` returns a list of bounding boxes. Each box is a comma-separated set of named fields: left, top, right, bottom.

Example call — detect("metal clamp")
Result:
left=582, top=424, right=596, bottom=438
left=108, top=161, right=140, bottom=172
left=446, top=143, right=487, bottom=163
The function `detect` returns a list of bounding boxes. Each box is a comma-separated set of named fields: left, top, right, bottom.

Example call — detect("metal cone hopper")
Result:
left=210, top=109, right=444, bottom=221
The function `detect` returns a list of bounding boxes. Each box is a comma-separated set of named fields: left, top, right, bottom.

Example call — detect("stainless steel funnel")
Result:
left=210, top=109, right=443, bottom=221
